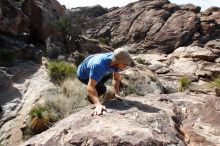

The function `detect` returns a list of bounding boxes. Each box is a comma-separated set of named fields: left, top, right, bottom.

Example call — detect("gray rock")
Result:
left=121, top=64, right=165, bottom=96
left=0, top=0, right=29, bottom=36
left=22, top=0, right=65, bottom=42
left=21, top=93, right=220, bottom=146
left=170, top=46, right=218, bottom=62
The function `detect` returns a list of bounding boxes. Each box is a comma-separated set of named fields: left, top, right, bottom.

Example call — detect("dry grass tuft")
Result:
left=45, top=78, right=89, bottom=118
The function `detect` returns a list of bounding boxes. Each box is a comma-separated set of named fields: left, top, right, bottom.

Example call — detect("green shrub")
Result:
left=149, top=75, right=157, bottom=82
left=48, top=60, right=76, bottom=84
left=29, top=105, right=54, bottom=134
left=127, top=84, right=136, bottom=95
left=209, top=75, right=220, bottom=89
left=178, top=76, right=191, bottom=92
left=136, top=58, right=146, bottom=65
left=54, top=17, right=81, bottom=37
left=121, top=84, right=136, bottom=96
left=0, top=48, right=16, bottom=66
left=22, top=103, right=58, bottom=140
left=54, top=16, right=81, bottom=53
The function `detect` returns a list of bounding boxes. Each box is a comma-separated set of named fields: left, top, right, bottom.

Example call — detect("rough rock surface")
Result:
left=0, top=0, right=29, bottom=35
left=21, top=93, right=220, bottom=146
left=120, top=64, right=165, bottom=96
left=0, top=34, right=43, bottom=63
left=0, top=62, right=53, bottom=146
left=22, top=0, right=65, bottom=42
left=130, top=45, right=220, bottom=93
left=84, top=0, right=220, bottom=53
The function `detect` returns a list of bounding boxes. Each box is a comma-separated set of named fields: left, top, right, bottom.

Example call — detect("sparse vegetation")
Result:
left=121, top=84, right=136, bottom=96
left=0, top=48, right=16, bottom=66
left=209, top=75, right=220, bottom=89
left=54, top=17, right=81, bottom=39
left=209, top=75, right=220, bottom=96
left=45, top=78, right=88, bottom=117
left=178, top=76, right=191, bottom=92
left=149, top=75, right=157, bottom=82
left=48, top=60, right=76, bottom=84
left=136, top=58, right=146, bottom=65
left=28, top=105, right=54, bottom=134
left=22, top=104, right=58, bottom=139
left=54, top=16, right=81, bottom=53
left=127, top=84, right=136, bottom=95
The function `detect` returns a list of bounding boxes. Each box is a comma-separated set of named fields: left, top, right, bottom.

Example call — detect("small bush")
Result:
left=209, top=75, right=220, bottom=89
left=121, top=84, right=136, bottom=96
left=45, top=78, right=88, bottom=117
left=136, top=58, right=146, bottom=65
left=61, top=78, right=87, bottom=100
left=178, top=76, right=191, bottom=92
left=54, top=17, right=81, bottom=37
left=29, top=105, right=54, bottom=134
left=149, top=75, right=157, bottom=82
left=0, top=48, right=16, bottom=66
left=54, top=17, right=81, bottom=44
left=48, top=60, right=76, bottom=84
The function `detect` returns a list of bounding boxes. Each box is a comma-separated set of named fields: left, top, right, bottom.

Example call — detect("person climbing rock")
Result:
left=77, top=47, right=133, bottom=116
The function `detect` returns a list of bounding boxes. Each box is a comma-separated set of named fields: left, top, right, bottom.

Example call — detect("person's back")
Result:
left=77, top=52, right=118, bottom=82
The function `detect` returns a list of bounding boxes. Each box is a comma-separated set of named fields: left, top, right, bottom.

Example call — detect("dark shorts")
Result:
left=77, top=74, right=112, bottom=96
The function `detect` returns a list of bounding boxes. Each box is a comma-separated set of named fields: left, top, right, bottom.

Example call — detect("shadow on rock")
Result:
left=0, top=62, right=40, bottom=106
left=104, top=99, right=161, bottom=113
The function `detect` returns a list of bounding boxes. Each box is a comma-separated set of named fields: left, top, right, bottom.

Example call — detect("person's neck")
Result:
left=110, top=60, right=116, bottom=67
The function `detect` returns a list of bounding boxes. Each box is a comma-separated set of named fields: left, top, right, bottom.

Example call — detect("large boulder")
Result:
left=21, top=0, right=65, bottom=42
left=67, top=5, right=108, bottom=19
left=120, top=64, right=165, bottom=95
left=85, top=0, right=204, bottom=53
left=169, top=46, right=218, bottom=62
left=199, top=7, right=220, bottom=43
left=21, top=93, right=220, bottom=146
left=84, top=0, right=220, bottom=54
left=0, top=0, right=29, bottom=36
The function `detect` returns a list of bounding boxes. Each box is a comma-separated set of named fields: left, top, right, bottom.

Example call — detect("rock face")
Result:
left=84, top=0, right=220, bottom=53
left=0, top=62, right=54, bottom=146
left=21, top=93, right=220, bottom=146
left=0, top=34, right=43, bottom=64
left=67, top=5, right=108, bottom=19
left=0, top=0, right=29, bottom=35
left=120, top=64, right=165, bottom=95
left=1, top=0, right=220, bottom=146
left=130, top=45, right=220, bottom=94
left=22, top=0, right=65, bottom=42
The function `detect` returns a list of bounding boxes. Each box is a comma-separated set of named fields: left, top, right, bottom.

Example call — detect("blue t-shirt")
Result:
left=77, top=52, right=119, bottom=82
